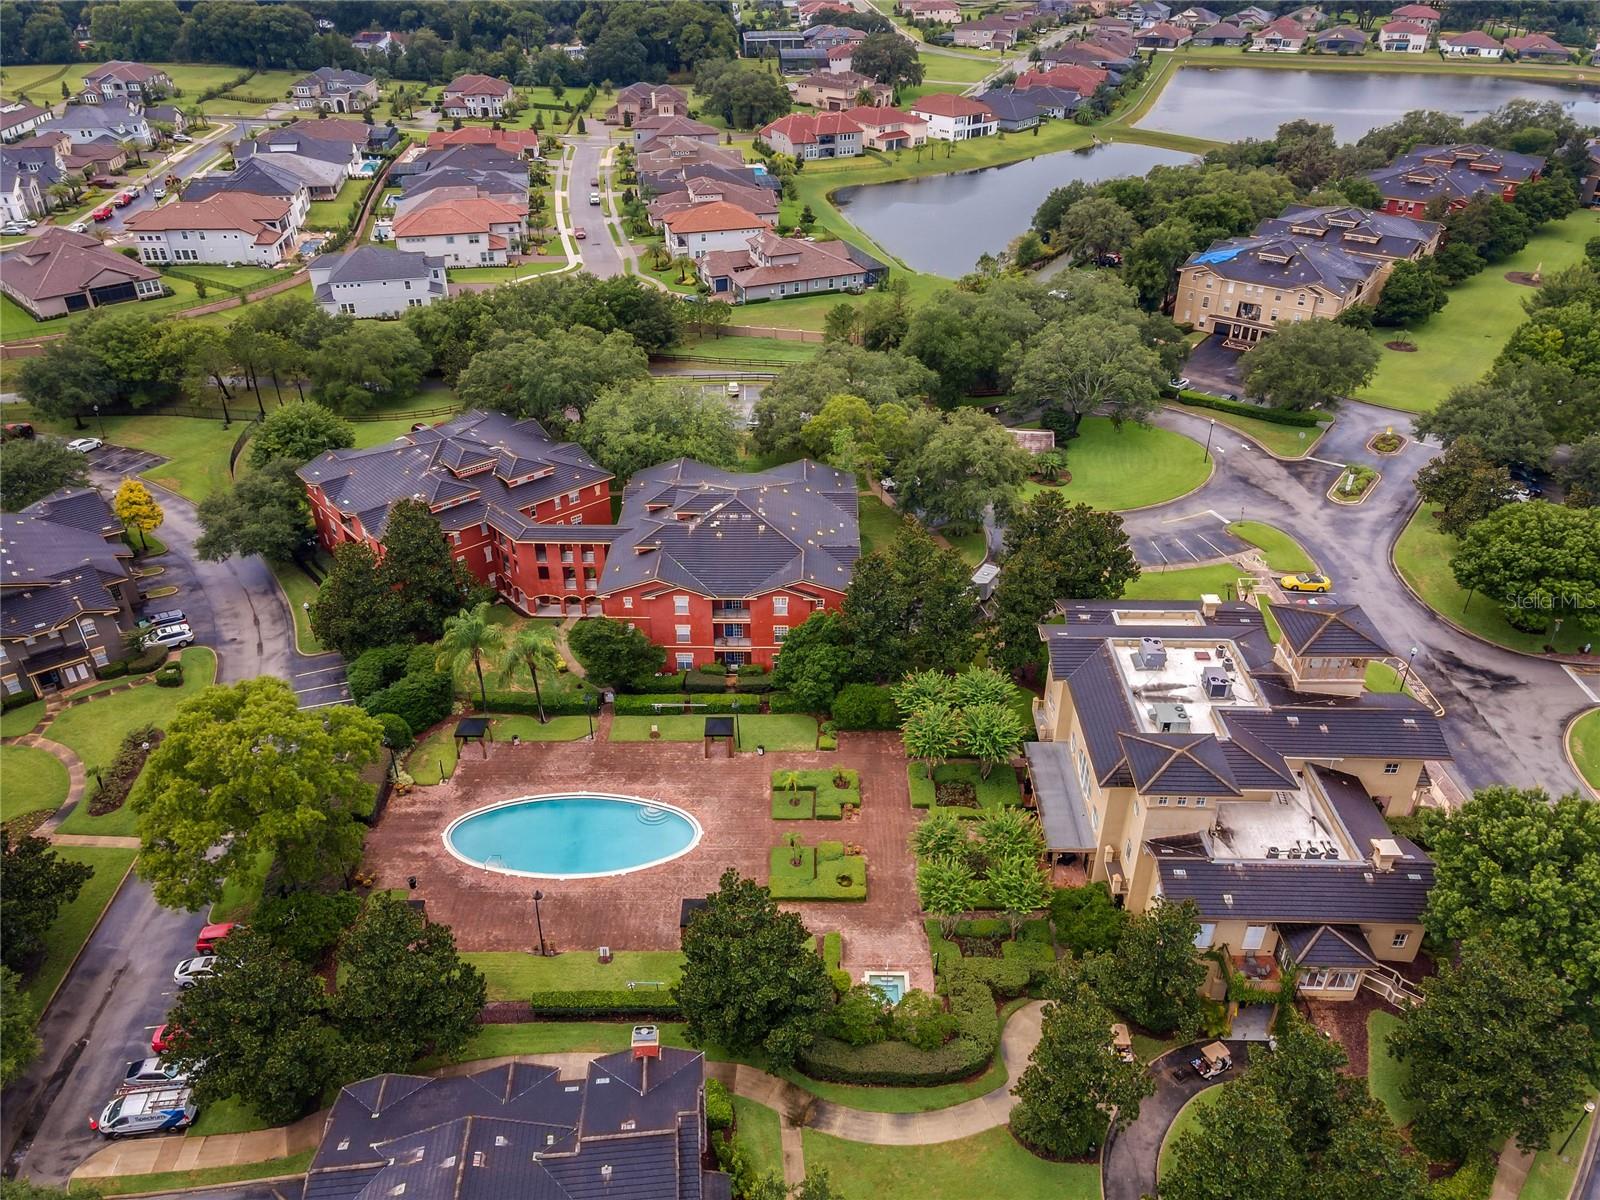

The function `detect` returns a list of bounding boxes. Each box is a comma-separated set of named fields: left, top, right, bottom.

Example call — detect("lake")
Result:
left=1136, top=66, right=1600, bottom=143
left=834, top=142, right=1194, bottom=277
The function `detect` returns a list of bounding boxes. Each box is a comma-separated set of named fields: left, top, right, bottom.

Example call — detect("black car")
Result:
left=1507, top=463, right=1544, bottom=496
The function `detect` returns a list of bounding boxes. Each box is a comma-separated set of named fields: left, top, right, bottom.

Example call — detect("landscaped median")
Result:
left=772, top=769, right=860, bottom=819
left=407, top=713, right=590, bottom=785
left=1174, top=391, right=1329, bottom=459
left=1225, top=521, right=1316, bottom=573
left=769, top=836, right=867, bottom=900
left=1568, top=708, right=1600, bottom=797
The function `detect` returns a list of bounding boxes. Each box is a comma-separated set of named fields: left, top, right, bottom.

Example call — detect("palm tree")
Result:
left=496, top=625, right=560, bottom=723
left=437, top=601, right=507, bottom=712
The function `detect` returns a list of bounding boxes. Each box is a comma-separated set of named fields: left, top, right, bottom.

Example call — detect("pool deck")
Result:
left=363, top=728, right=935, bottom=990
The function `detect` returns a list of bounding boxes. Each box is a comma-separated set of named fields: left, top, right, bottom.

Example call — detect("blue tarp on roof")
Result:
left=1193, top=246, right=1246, bottom=265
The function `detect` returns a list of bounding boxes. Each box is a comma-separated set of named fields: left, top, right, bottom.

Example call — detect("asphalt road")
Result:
left=86, top=118, right=274, bottom=236
left=567, top=132, right=624, bottom=279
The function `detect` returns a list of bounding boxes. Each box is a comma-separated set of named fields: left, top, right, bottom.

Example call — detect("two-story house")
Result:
left=791, top=71, right=892, bottom=111
left=1378, top=20, right=1431, bottom=52
left=1, top=488, right=140, bottom=697
left=292, top=67, right=380, bottom=113
left=1252, top=205, right=1443, bottom=264
left=33, top=101, right=151, bottom=149
left=390, top=197, right=524, bottom=265
left=910, top=93, right=997, bottom=141
left=841, top=105, right=929, bottom=150
left=182, top=157, right=313, bottom=229
left=662, top=201, right=772, bottom=259
left=441, top=74, right=515, bottom=119
left=238, top=125, right=366, bottom=196
left=1026, top=599, right=1449, bottom=1005
left=309, top=246, right=446, bottom=317
left=79, top=61, right=170, bottom=105
left=1390, top=4, right=1441, bottom=30
left=125, top=193, right=300, bottom=265
left=1248, top=16, right=1309, bottom=51
left=604, top=82, right=687, bottom=125
left=601, top=459, right=859, bottom=670
left=0, top=101, right=51, bottom=144
left=759, top=112, right=863, bottom=159
left=351, top=30, right=408, bottom=55
left=0, top=159, right=44, bottom=223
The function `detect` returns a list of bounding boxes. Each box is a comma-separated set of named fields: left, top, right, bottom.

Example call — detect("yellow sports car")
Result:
left=1280, top=572, right=1333, bottom=593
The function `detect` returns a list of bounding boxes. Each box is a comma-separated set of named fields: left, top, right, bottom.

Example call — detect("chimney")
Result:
left=1369, top=837, right=1403, bottom=873
left=1200, top=592, right=1222, bottom=618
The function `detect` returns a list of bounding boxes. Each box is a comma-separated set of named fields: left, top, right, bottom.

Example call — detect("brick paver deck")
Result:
left=363, top=731, right=935, bottom=990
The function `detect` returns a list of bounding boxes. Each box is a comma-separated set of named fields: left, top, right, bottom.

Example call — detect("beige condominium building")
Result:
left=1025, top=598, right=1450, bottom=1006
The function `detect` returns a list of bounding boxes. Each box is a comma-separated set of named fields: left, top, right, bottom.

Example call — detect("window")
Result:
left=676, top=653, right=694, bottom=670
left=774, top=625, right=789, bottom=643
left=1176, top=796, right=1188, bottom=806
left=622, top=596, right=633, bottom=609
left=1123, top=839, right=1132, bottom=863
left=483, top=547, right=492, bottom=561
left=1241, top=925, right=1267, bottom=952
left=675, top=625, right=690, bottom=644
left=1090, top=805, right=1099, bottom=831
left=772, top=596, right=788, bottom=615
left=1133, top=798, right=1141, bottom=816
left=1193, top=923, right=1215, bottom=949
left=1383, top=762, right=1400, bottom=774
left=570, top=515, right=582, bottom=525
left=80, top=618, right=97, bottom=638
left=674, top=595, right=690, bottom=615
left=1391, top=931, right=1409, bottom=949
left=1194, top=797, right=1206, bottom=807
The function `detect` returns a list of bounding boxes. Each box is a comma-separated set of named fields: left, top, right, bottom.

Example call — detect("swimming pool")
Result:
left=866, top=972, right=908, bottom=1005
left=443, top=793, right=702, bottom=879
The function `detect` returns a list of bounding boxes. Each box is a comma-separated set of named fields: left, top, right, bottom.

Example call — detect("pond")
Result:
left=834, top=141, right=1194, bottom=277
left=1136, top=66, right=1600, bottom=143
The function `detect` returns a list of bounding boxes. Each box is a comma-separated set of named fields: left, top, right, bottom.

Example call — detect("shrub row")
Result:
left=470, top=690, right=594, bottom=718
left=154, top=661, right=184, bottom=688
left=527, top=989, right=682, bottom=1018
left=830, top=684, right=898, bottom=730
left=1175, top=392, right=1326, bottom=427
left=766, top=691, right=812, bottom=714
left=613, top=693, right=746, bottom=715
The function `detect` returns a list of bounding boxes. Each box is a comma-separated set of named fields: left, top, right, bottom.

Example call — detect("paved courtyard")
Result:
left=362, top=728, right=935, bottom=990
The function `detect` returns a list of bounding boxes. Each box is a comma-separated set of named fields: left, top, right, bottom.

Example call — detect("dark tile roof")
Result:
left=1, top=488, right=132, bottom=639
left=1119, top=731, right=1241, bottom=797
left=1256, top=205, right=1442, bottom=261
left=1153, top=853, right=1433, bottom=923
left=1365, top=143, right=1544, bottom=206
left=297, top=410, right=612, bottom=541
left=22, top=487, right=124, bottom=538
left=1219, top=705, right=1451, bottom=761
left=1279, top=923, right=1377, bottom=967
left=604, top=459, right=858, bottom=598
left=1183, top=233, right=1382, bottom=299
left=315, top=245, right=442, bottom=284
left=184, top=157, right=308, bottom=202
left=1313, top=765, right=1429, bottom=858
left=1270, top=602, right=1391, bottom=658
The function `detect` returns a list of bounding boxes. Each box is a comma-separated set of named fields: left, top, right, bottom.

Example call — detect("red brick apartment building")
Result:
left=1365, top=143, right=1544, bottom=216
left=297, top=412, right=859, bottom=667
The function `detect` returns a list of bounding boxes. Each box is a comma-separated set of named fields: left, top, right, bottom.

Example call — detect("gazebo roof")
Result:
left=453, top=716, right=490, bottom=740
left=704, top=716, right=735, bottom=738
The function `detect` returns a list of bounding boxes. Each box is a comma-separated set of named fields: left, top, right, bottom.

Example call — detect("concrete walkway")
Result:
left=72, top=1003, right=1049, bottom=1186
left=3, top=732, right=86, bottom=834
left=1488, top=1145, right=1536, bottom=1200
left=553, top=615, right=587, bottom=678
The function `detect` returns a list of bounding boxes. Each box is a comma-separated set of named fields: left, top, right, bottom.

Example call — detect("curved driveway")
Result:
left=1128, top=399, right=1588, bottom=796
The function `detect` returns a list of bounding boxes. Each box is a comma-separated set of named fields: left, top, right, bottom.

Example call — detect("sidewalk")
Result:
left=72, top=1114, right=324, bottom=1181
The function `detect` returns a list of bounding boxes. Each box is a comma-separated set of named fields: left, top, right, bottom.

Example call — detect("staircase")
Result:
left=1362, top=964, right=1424, bottom=1009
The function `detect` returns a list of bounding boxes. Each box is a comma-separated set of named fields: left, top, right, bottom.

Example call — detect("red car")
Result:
left=150, top=1024, right=182, bottom=1054
left=574, top=227, right=587, bottom=240
left=195, top=922, right=235, bottom=955
left=91, top=205, right=114, bottom=222
left=113, top=192, right=135, bottom=208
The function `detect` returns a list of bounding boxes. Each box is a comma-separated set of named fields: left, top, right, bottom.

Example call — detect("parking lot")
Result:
left=1132, top=513, right=1247, bottom=567
left=89, top=445, right=167, bottom=477
left=291, top=654, right=350, bottom=709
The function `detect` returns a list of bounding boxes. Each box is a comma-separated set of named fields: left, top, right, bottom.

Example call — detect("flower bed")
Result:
left=87, top=725, right=162, bottom=816
left=771, top=769, right=860, bottom=819
left=769, top=836, right=867, bottom=900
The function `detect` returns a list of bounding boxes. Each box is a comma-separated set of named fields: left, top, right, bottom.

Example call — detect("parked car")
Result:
left=1190, top=1041, right=1232, bottom=1080
left=588, top=191, right=600, bottom=205
left=113, top=192, right=135, bottom=208
left=123, top=1058, right=190, bottom=1088
left=173, top=955, right=216, bottom=988
left=91, top=1087, right=196, bottom=1137
left=2, top=422, right=35, bottom=440
left=68, top=219, right=91, bottom=233
left=172, top=133, right=193, bottom=143
left=590, top=176, right=599, bottom=186
left=195, top=922, right=235, bottom=954
left=150, top=1024, right=181, bottom=1055
left=1169, top=377, right=1191, bottom=391
left=139, top=609, right=186, bottom=629
left=573, top=227, right=586, bottom=240
left=1, top=222, right=30, bottom=236
left=1507, top=464, right=1544, bottom=497
left=65, top=437, right=103, bottom=453
left=1280, top=572, right=1333, bottom=594
left=726, top=380, right=741, bottom=396
left=142, top=622, right=194, bottom=651
left=91, top=205, right=115, bottom=222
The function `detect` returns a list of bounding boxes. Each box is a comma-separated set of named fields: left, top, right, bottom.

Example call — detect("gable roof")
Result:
left=1217, top=704, right=1452, bottom=761
left=1154, top=853, right=1433, bottom=923
left=1440, top=29, right=1501, bottom=48
left=1254, top=16, right=1308, bottom=38
left=1270, top=603, right=1390, bottom=658
left=1194, top=20, right=1246, bottom=38
left=84, top=60, right=165, bottom=84
left=1505, top=32, right=1569, bottom=53
left=312, top=246, right=441, bottom=284
left=1380, top=19, right=1430, bottom=34
left=443, top=73, right=514, bottom=97
left=393, top=197, right=524, bottom=237
left=910, top=92, right=994, bottom=118
left=839, top=105, right=926, bottom=128
left=1279, top=923, right=1379, bottom=967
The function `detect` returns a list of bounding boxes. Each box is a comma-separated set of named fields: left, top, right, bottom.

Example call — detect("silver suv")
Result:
left=142, top=622, right=194, bottom=651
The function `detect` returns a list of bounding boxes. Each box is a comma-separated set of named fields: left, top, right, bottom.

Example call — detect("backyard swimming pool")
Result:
left=444, top=794, right=702, bottom=879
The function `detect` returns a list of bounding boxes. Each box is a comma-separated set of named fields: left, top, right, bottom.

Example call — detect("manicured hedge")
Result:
left=613, top=693, right=744, bottom=715
left=766, top=691, right=813, bottom=714
left=685, top=673, right=731, bottom=694
left=471, top=690, right=594, bottom=717
left=770, top=769, right=859, bottom=820
left=830, top=684, right=898, bottom=730
left=947, top=957, right=1031, bottom=999
left=906, top=762, right=1023, bottom=818
left=527, top=989, right=682, bottom=1017
left=154, top=662, right=184, bottom=688
left=1176, top=391, right=1326, bottom=427
left=768, top=839, right=866, bottom=900
left=822, top=931, right=842, bottom=973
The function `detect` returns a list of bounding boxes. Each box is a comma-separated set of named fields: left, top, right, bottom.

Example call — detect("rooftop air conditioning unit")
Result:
left=1202, top=666, right=1231, bottom=700
left=1136, top=636, right=1167, bottom=670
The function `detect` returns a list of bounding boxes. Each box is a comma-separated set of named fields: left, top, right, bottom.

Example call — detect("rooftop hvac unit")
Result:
left=1135, top=636, right=1167, bottom=670
left=1148, top=702, right=1191, bottom=734
left=1202, top=666, right=1231, bottom=700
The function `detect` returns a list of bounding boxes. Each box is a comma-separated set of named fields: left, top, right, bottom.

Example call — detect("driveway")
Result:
left=566, top=132, right=624, bottom=278
left=1103, top=1041, right=1253, bottom=1200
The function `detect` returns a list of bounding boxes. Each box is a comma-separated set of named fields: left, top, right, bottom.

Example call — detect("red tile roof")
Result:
left=840, top=105, right=926, bottom=129
left=760, top=111, right=863, bottom=145
left=910, top=92, right=995, bottom=118
left=1391, top=4, right=1441, bottom=18
left=1015, top=64, right=1107, bottom=93
left=1441, top=29, right=1500, bottom=47
left=1380, top=20, right=1429, bottom=34
left=443, top=74, right=514, bottom=97
left=426, top=127, right=542, bottom=151
left=393, top=197, right=524, bottom=237
left=662, top=200, right=770, bottom=234
left=124, top=193, right=293, bottom=244
left=1504, top=33, right=1568, bottom=53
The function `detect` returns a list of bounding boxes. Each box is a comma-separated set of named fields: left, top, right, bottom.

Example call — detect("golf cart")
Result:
left=1190, top=1041, right=1232, bottom=1080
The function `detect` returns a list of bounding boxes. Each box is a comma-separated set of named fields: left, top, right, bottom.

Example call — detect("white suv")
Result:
left=142, top=623, right=194, bottom=651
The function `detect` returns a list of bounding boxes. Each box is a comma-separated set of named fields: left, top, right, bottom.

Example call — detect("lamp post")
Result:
left=585, top=693, right=595, bottom=741
left=1203, top=418, right=1216, bottom=463
left=93, top=403, right=106, bottom=440
left=732, top=697, right=740, bottom=750
left=1557, top=1099, right=1596, bottom=1158
left=532, top=889, right=548, bottom=958
left=1397, top=645, right=1419, bottom=693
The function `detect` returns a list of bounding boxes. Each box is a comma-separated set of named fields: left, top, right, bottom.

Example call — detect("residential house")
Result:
left=1580, top=138, right=1600, bottom=207
left=391, top=197, right=524, bottom=265
left=632, top=114, right=721, bottom=149
left=33, top=101, right=152, bottom=148
left=126, top=193, right=300, bottom=265
left=1230, top=5, right=1276, bottom=27
left=804, top=24, right=869, bottom=48
left=0, top=160, right=44, bottom=222
left=743, top=28, right=810, bottom=56
left=902, top=0, right=961, bottom=22
left=910, top=93, right=998, bottom=140
left=79, top=61, right=170, bottom=105
left=1191, top=21, right=1247, bottom=46
left=144, top=104, right=187, bottom=138
left=604, top=82, right=688, bottom=125
left=663, top=200, right=772, bottom=258
left=305, top=1041, right=728, bottom=1200
left=0, top=227, right=165, bottom=319
left=699, top=230, right=885, bottom=304
left=292, top=67, right=379, bottom=113
left=309, top=246, right=446, bottom=317
left=1169, top=6, right=1219, bottom=28
left=1249, top=17, right=1309, bottom=51
left=0, top=101, right=51, bottom=144
left=1016, top=64, right=1110, bottom=94
left=759, top=111, right=863, bottom=159
left=778, top=46, right=833, bottom=74
left=1048, top=42, right=1132, bottom=72
left=62, top=137, right=128, bottom=177
left=424, top=126, right=539, bottom=156
left=1314, top=26, right=1368, bottom=53
left=648, top=176, right=780, bottom=226
left=1135, top=21, right=1193, bottom=49
left=839, top=105, right=929, bottom=150
left=288, top=114, right=400, bottom=155
left=238, top=126, right=363, bottom=199
left=1366, top=143, right=1543, bottom=215
left=182, top=158, right=313, bottom=228
left=1377, top=20, right=1431, bottom=52
left=825, top=44, right=857, bottom=73
left=1390, top=4, right=1442, bottom=31
left=1284, top=5, right=1326, bottom=27
left=298, top=411, right=616, bottom=618
left=1091, top=15, right=1137, bottom=33
left=0, top=488, right=142, bottom=697
left=1174, top=232, right=1387, bottom=344
left=1121, top=1, right=1170, bottom=23
left=351, top=31, right=408, bottom=54
left=1254, top=205, right=1444, bottom=265
left=397, top=143, right=530, bottom=203
left=1026, top=86, right=1085, bottom=118
left=637, top=138, right=753, bottom=180
left=953, top=16, right=1023, bottom=49
left=603, top=458, right=859, bottom=669
left=791, top=70, right=892, bottom=110
left=441, top=74, right=515, bottom=119
left=1026, top=599, right=1449, bottom=1004
left=1, top=135, right=67, bottom=207
left=976, top=89, right=1044, bottom=131
left=1504, top=33, right=1572, bottom=62
left=1439, top=30, right=1503, bottom=57
left=798, top=0, right=855, bottom=25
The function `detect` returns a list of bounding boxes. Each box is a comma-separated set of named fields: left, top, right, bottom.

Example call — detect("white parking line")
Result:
left=293, top=665, right=345, bottom=679
left=1565, top=666, right=1600, bottom=705
left=299, top=698, right=352, bottom=710
left=295, top=681, right=348, bottom=695
left=1194, top=533, right=1230, bottom=558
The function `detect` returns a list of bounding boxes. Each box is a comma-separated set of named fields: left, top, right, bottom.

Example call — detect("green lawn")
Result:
left=1020, top=417, right=1209, bottom=511
left=1226, top=521, right=1315, bottom=573
left=768, top=839, right=867, bottom=900
left=1159, top=1085, right=1228, bottom=1183
left=1364, top=661, right=1413, bottom=697
left=1522, top=1097, right=1596, bottom=1200
left=270, top=559, right=323, bottom=654
left=945, top=528, right=987, bottom=567
left=52, top=648, right=219, bottom=837
left=461, top=950, right=685, bottom=1001
left=20, top=412, right=242, bottom=503
left=406, top=714, right=590, bottom=785
left=72, top=1152, right=313, bottom=1198
left=434, top=1020, right=699, bottom=1067
left=200, top=69, right=303, bottom=116
left=917, top=52, right=999, bottom=83
left=168, top=265, right=291, bottom=292
left=608, top=713, right=818, bottom=751
left=906, top=762, right=1022, bottom=817
left=21, top=846, right=138, bottom=1009
left=187, top=1093, right=271, bottom=1137
left=0, top=745, right=70, bottom=824
left=858, top=492, right=906, bottom=556
left=1395, top=508, right=1589, bottom=654
left=0, top=62, right=74, bottom=95
left=771, top=769, right=859, bottom=820
left=656, top=334, right=821, bottom=364
left=1569, top=708, right=1600, bottom=795
left=1367, top=1010, right=1419, bottom=1129
left=209, top=847, right=274, bottom=924
left=1174, top=401, right=1328, bottom=458
left=0, top=700, right=45, bottom=738
left=445, top=262, right=567, bottom=282
left=731, top=1098, right=784, bottom=1181
left=1358, top=211, right=1597, bottom=414
left=2, top=278, right=205, bottom=345
left=1122, top=564, right=1241, bottom=602
left=305, top=178, right=368, bottom=232
left=801, top=1126, right=1100, bottom=1200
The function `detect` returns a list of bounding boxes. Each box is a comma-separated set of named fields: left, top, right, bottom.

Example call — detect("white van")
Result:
left=91, top=1087, right=196, bottom=1137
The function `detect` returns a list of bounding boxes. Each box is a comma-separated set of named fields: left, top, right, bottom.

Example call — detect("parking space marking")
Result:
left=294, top=681, right=348, bottom=696
left=300, top=698, right=352, bottom=710
left=1563, top=667, right=1599, bottom=705
left=293, top=665, right=345, bottom=679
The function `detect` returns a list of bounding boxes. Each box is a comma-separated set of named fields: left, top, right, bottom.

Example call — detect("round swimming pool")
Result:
left=443, top=794, right=702, bottom=879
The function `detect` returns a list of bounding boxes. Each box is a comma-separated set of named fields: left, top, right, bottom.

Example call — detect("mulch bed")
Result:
left=934, top=780, right=977, bottom=809
left=1505, top=271, right=1540, bottom=287
left=1384, top=341, right=1418, bottom=352
left=1299, top=993, right=1380, bottom=1076
left=2, top=809, right=54, bottom=842
left=87, top=726, right=163, bottom=816
left=952, top=934, right=1003, bottom=957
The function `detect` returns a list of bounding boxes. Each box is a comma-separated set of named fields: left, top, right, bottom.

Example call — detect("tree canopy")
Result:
left=454, top=327, right=651, bottom=427
left=1, top=837, right=93, bottom=974
left=1240, top=319, right=1380, bottom=410
left=195, top=459, right=310, bottom=564
left=0, top=438, right=89, bottom=512
left=246, top=401, right=356, bottom=469
left=577, top=380, right=738, bottom=480
left=1450, top=501, right=1600, bottom=636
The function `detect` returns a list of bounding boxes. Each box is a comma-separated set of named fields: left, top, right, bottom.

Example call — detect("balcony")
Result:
left=712, top=607, right=751, bottom=621
left=714, top=636, right=752, bottom=648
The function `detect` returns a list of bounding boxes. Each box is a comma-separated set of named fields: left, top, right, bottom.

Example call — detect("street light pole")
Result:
left=1558, top=1100, right=1597, bottom=1158
left=533, top=889, right=548, bottom=958
left=94, top=404, right=106, bottom=439
left=1203, top=418, right=1216, bottom=463
left=586, top=693, right=595, bottom=741
left=1398, top=645, right=1418, bottom=692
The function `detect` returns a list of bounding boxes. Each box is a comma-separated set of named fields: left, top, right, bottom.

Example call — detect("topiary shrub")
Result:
left=154, top=662, right=184, bottom=688
left=891, top=989, right=957, bottom=1051
left=375, top=711, right=413, bottom=751
left=827, top=984, right=891, bottom=1046
left=830, top=683, right=899, bottom=730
